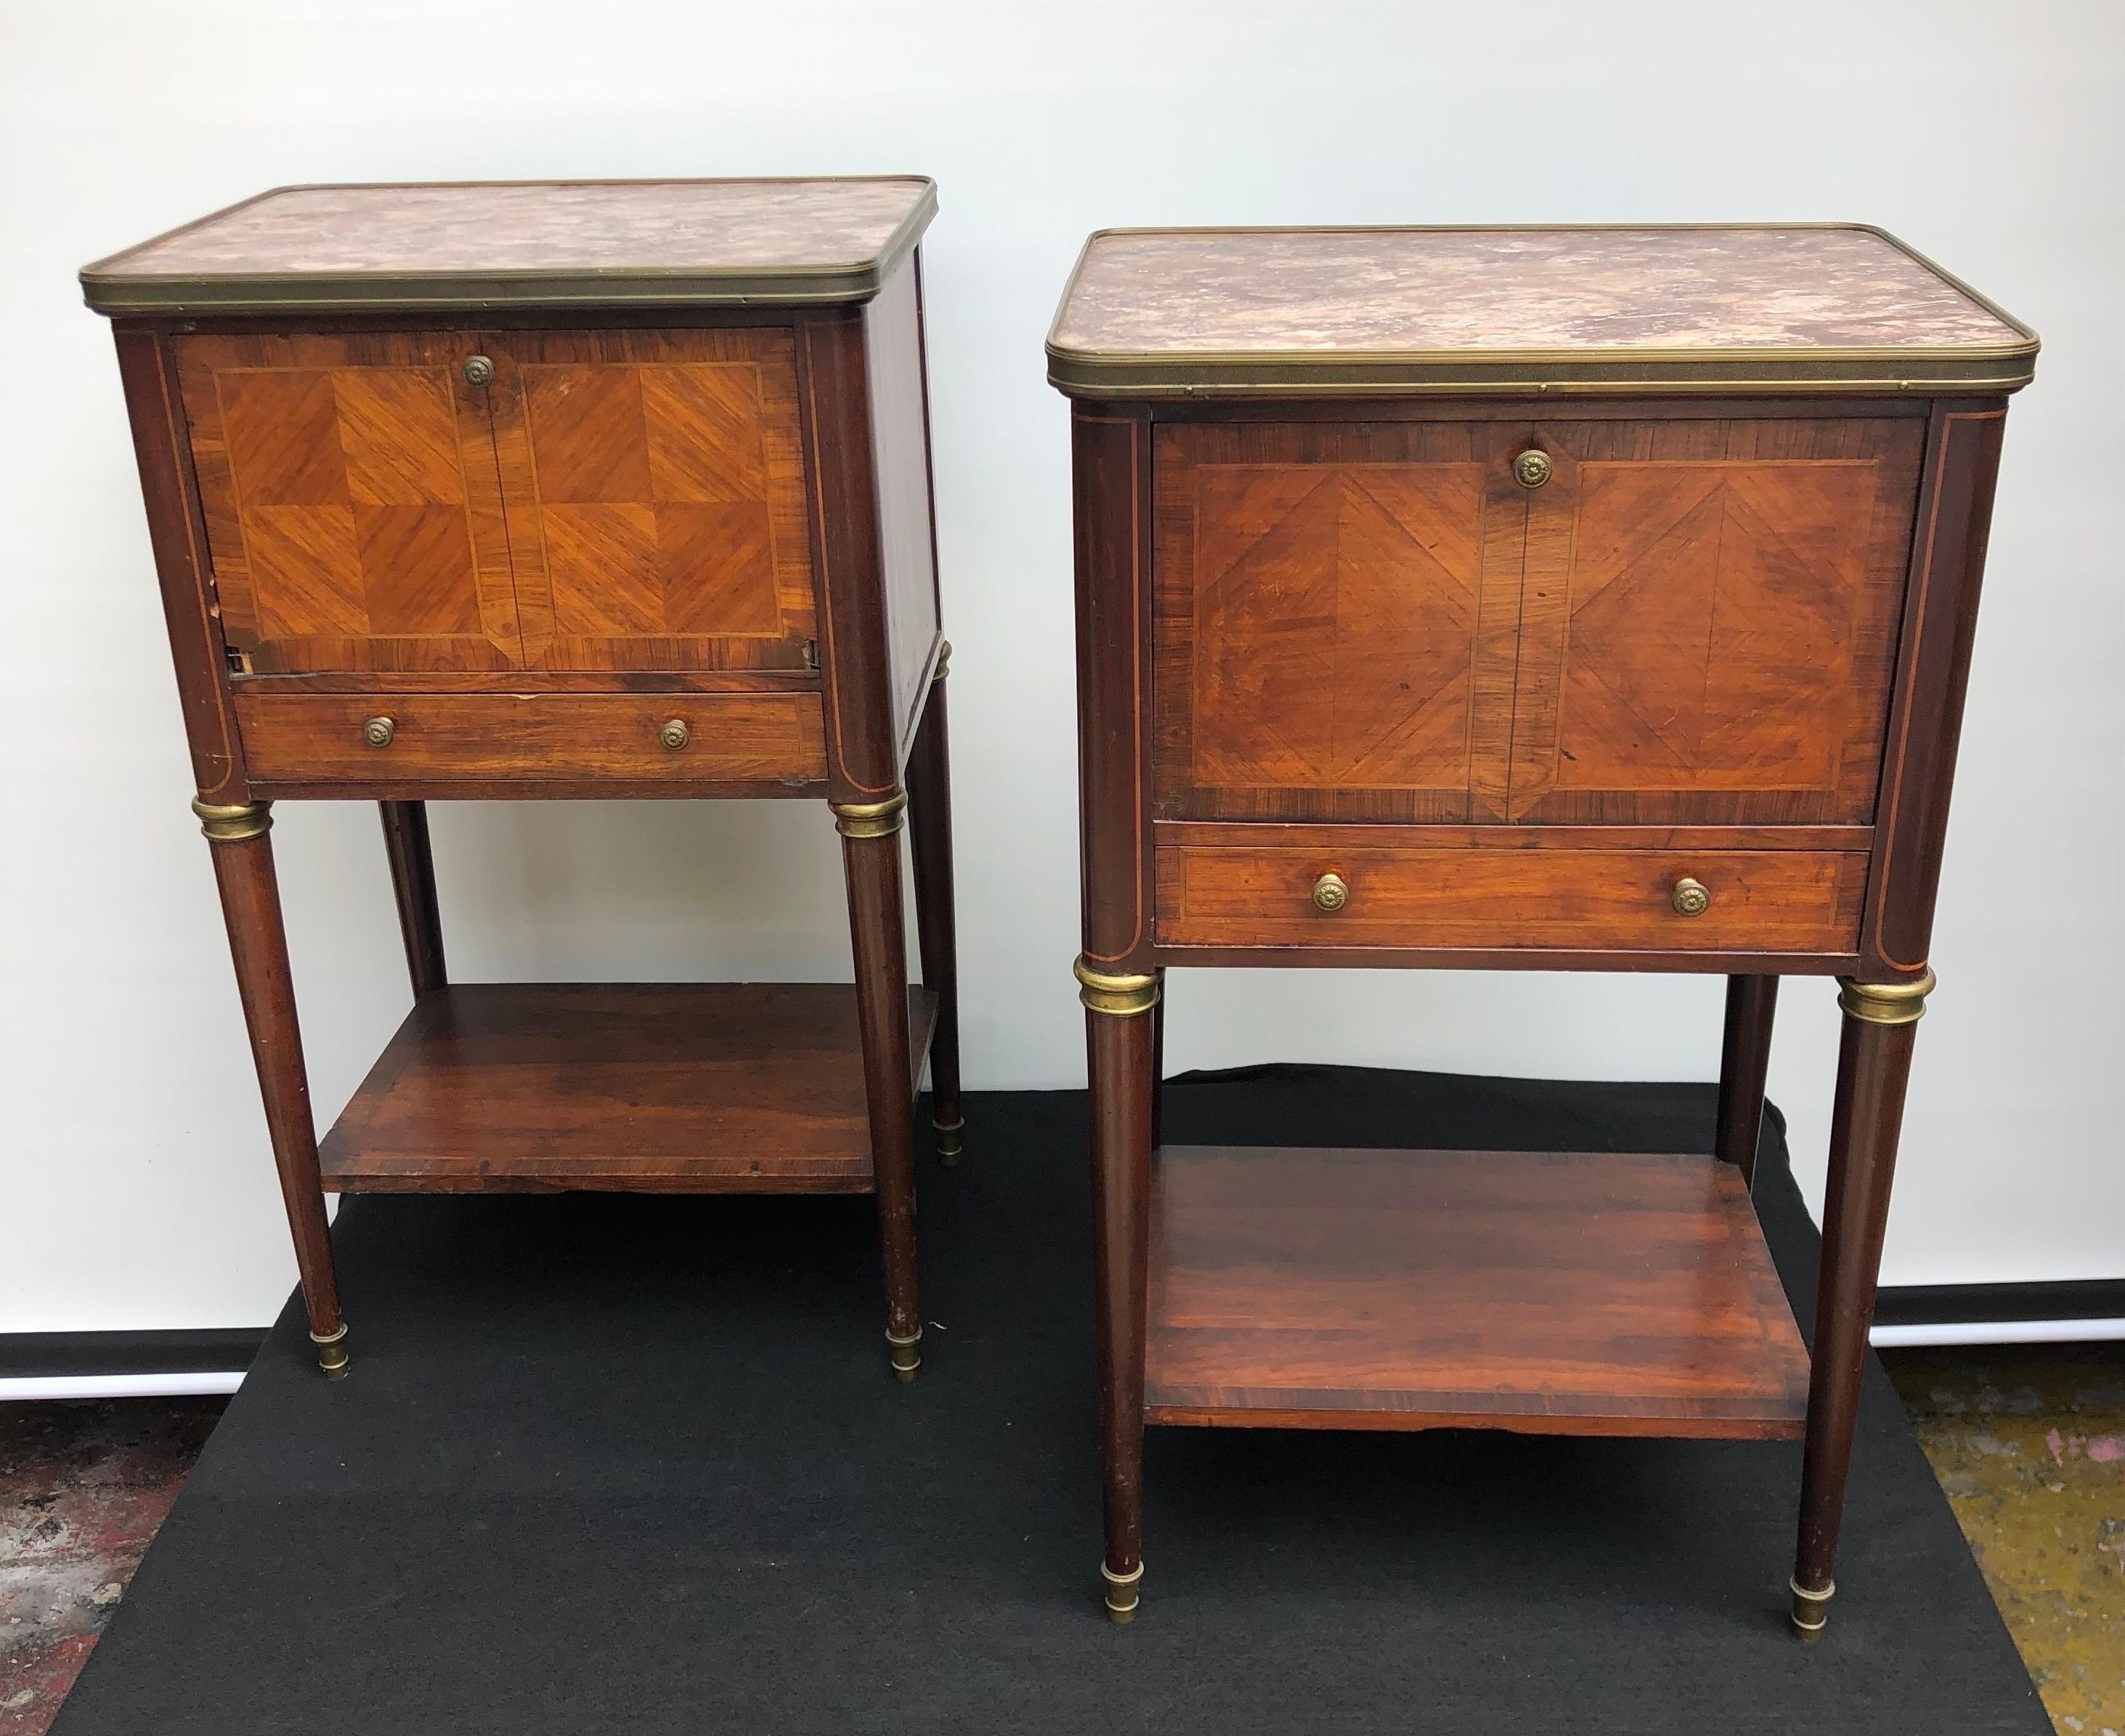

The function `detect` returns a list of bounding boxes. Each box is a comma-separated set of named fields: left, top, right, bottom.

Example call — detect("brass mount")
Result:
left=1837, top=970, right=1936, bottom=1026
left=1789, top=1576, right=1833, bottom=1640
left=309, top=1323, right=349, bottom=1381
left=192, top=798, right=272, bottom=844
left=932, top=638, right=953, bottom=683
left=832, top=793, right=908, bottom=840
left=887, top=1328, right=922, bottom=1382
left=1102, top=1560, right=1143, bottom=1624
left=1075, top=957, right=1161, bottom=1018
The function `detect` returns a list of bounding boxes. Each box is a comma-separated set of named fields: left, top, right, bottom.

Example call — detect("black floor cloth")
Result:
left=54, top=1066, right=2043, bottom=1734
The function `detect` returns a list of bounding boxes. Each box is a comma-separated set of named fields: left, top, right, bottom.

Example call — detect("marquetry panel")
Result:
left=487, top=328, right=816, bottom=672
left=175, top=333, right=524, bottom=673
left=1152, top=421, right=1528, bottom=822
left=1506, top=418, right=1925, bottom=824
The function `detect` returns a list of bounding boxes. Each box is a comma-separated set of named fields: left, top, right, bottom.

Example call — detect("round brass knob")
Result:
left=1312, top=872, right=1349, bottom=914
left=658, top=718, right=691, bottom=752
left=1512, top=449, right=1553, bottom=490
left=361, top=716, right=395, bottom=749
left=462, top=354, right=495, bottom=387
left=1671, top=877, right=1710, bottom=917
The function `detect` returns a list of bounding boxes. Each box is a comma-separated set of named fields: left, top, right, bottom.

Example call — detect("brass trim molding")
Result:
left=81, top=177, right=939, bottom=316
left=1837, top=970, right=1936, bottom=1026
left=931, top=639, right=953, bottom=684
left=1075, top=957, right=1161, bottom=1018
left=1046, top=223, right=2039, bottom=399
left=192, top=798, right=272, bottom=843
left=832, top=792, right=908, bottom=839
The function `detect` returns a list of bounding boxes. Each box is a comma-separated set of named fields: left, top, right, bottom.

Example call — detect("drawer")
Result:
left=1154, top=840, right=1869, bottom=955
left=234, top=690, right=827, bottom=790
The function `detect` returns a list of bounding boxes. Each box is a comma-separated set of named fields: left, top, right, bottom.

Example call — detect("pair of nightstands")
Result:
left=85, top=187, right=2036, bottom=1640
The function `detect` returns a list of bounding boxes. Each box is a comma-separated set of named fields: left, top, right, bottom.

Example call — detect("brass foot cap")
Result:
left=310, top=1325, right=349, bottom=1379
left=934, top=1116, right=964, bottom=1167
left=1102, top=1562, right=1142, bottom=1624
left=1789, top=1577, right=1832, bottom=1640
left=887, top=1331, right=922, bottom=1382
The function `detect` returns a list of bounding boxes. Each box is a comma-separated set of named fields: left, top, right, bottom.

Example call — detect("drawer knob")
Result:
left=1512, top=449, right=1553, bottom=490
left=1312, top=872, right=1349, bottom=914
left=658, top=718, right=691, bottom=752
left=360, top=715, right=395, bottom=749
left=1671, top=877, right=1711, bottom=917
left=462, top=354, right=495, bottom=387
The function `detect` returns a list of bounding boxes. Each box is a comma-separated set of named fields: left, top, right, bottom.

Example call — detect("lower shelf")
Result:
left=317, top=983, right=938, bottom=1194
left=1145, top=1145, right=1811, bottom=1439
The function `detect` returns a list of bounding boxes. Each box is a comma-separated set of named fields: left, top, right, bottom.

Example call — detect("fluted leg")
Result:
left=1715, top=975, right=1778, bottom=1187
left=836, top=795, right=922, bottom=1380
left=193, top=800, right=346, bottom=1378
left=1078, top=958, right=1160, bottom=1623
left=907, top=646, right=962, bottom=1166
left=1792, top=970, right=1934, bottom=1638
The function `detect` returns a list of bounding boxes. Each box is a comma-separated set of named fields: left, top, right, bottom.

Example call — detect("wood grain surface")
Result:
left=319, top=983, right=938, bottom=1193
left=1145, top=1145, right=1811, bottom=1436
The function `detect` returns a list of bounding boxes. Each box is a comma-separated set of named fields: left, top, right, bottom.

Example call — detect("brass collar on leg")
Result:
left=886, top=1326, right=922, bottom=1382
left=1102, top=1560, right=1143, bottom=1623
left=1789, top=1576, right=1833, bottom=1639
left=1837, top=970, right=1936, bottom=1026
left=192, top=798, right=272, bottom=844
left=1075, top=957, right=1161, bottom=1018
left=832, top=792, right=907, bottom=839
left=309, top=1323, right=350, bottom=1379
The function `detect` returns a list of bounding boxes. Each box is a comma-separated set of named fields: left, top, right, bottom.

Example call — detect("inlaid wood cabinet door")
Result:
left=1505, top=418, right=1925, bottom=824
left=176, top=333, right=524, bottom=673
left=1153, top=421, right=1529, bottom=822
left=487, top=328, right=818, bottom=673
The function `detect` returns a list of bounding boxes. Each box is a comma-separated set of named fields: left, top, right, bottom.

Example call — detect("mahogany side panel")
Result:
left=864, top=256, right=945, bottom=764
left=1860, top=402, right=2010, bottom=981
left=111, top=327, right=250, bottom=804
left=1073, top=405, right=1157, bottom=968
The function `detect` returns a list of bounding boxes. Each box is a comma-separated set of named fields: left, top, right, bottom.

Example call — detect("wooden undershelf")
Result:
left=1145, top=1145, right=1811, bottom=1439
left=318, top=983, right=937, bottom=1194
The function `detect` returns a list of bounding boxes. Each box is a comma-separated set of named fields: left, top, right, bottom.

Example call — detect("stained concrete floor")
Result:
left=1, top=1355, right=2118, bottom=1735
left=1882, top=1345, right=2125, bottom=1736
left=0, top=1398, right=225, bottom=1736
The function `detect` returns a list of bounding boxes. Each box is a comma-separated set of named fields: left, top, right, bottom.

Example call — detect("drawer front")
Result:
left=1155, top=841, right=1869, bottom=954
left=235, top=690, right=826, bottom=790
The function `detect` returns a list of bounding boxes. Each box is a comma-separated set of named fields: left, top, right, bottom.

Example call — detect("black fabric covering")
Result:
left=55, top=1066, right=2044, bottom=1733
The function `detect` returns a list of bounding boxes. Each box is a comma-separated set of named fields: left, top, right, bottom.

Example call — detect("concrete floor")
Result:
left=1882, top=1345, right=2125, bottom=1736
left=1, top=1354, right=2118, bottom=1735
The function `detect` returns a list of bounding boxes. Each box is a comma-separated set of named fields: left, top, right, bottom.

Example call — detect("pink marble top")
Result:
left=82, top=179, right=935, bottom=309
left=1050, top=227, right=2028, bottom=359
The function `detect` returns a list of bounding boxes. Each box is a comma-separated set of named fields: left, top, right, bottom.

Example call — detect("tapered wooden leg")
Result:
left=1078, top=958, right=1160, bottom=1623
left=1149, top=968, right=1167, bottom=1153
left=1791, top=970, right=1934, bottom=1639
left=192, top=800, right=346, bottom=1379
left=906, top=648, right=962, bottom=1166
left=1715, top=975, right=1778, bottom=1187
left=835, top=795, right=922, bottom=1380
left=378, top=801, right=446, bottom=998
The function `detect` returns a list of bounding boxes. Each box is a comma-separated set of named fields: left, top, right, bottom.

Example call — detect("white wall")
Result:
left=3, top=0, right=2119, bottom=1333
